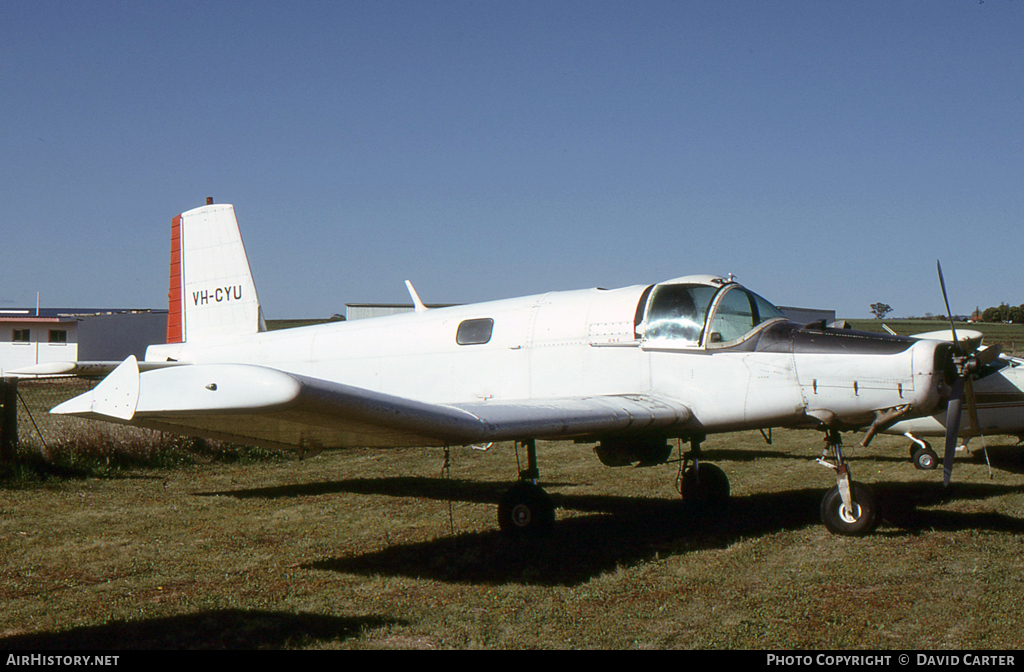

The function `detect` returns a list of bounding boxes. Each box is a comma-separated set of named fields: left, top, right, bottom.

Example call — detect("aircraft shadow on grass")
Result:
left=964, top=444, right=1024, bottom=475
left=211, top=475, right=1024, bottom=587
left=705, top=440, right=1024, bottom=468
left=0, top=609, right=397, bottom=650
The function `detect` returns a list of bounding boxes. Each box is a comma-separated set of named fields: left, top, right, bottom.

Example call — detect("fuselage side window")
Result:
left=644, top=285, right=717, bottom=345
left=456, top=318, right=494, bottom=345
left=752, top=291, right=786, bottom=322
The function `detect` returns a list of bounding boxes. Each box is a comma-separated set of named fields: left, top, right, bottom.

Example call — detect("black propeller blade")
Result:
left=937, top=260, right=960, bottom=354
left=936, top=261, right=1001, bottom=486
left=943, top=376, right=964, bottom=486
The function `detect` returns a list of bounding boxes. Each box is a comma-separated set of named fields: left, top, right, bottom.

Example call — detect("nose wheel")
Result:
left=912, top=446, right=939, bottom=470
left=906, top=434, right=939, bottom=470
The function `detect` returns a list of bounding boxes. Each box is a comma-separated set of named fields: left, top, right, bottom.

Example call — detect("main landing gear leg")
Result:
left=677, top=433, right=730, bottom=505
left=498, top=439, right=555, bottom=538
left=817, top=429, right=881, bottom=536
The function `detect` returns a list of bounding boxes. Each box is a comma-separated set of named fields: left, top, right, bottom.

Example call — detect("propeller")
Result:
left=936, top=261, right=1002, bottom=486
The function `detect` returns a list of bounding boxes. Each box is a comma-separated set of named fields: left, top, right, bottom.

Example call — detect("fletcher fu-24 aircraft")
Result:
left=34, top=202, right=996, bottom=537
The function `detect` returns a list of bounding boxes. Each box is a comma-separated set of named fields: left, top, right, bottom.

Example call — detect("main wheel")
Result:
left=498, top=482, right=554, bottom=538
left=820, top=481, right=880, bottom=536
left=912, top=446, right=939, bottom=470
left=680, top=463, right=730, bottom=504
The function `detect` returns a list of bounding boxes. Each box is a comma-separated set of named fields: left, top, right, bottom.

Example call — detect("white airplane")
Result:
left=883, top=329, right=1024, bottom=470
left=35, top=203, right=979, bottom=537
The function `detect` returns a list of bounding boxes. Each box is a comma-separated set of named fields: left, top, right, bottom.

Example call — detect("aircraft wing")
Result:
left=51, top=357, right=691, bottom=450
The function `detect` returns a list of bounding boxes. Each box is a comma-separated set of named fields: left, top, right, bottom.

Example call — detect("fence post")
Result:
left=0, top=377, right=18, bottom=463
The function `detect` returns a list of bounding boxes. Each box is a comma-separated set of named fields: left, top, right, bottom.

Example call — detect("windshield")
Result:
left=644, top=285, right=718, bottom=344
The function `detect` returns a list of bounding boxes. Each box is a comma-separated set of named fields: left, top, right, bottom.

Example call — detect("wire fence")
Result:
left=2, top=377, right=286, bottom=474
left=15, top=377, right=94, bottom=456
left=6, top=377, right=197, bottom=466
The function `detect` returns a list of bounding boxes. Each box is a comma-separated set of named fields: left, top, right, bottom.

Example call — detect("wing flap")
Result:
left=452, top=395, right=690, bottom=440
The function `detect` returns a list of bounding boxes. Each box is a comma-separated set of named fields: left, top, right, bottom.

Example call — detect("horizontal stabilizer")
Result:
left=52, top=360, right=303, bottom=421
left=7, top=360, right=187, bottom=378
left=49, top=356, right=142, bottom=420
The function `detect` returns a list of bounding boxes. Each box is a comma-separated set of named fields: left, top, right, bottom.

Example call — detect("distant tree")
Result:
left=975, top=302, right=1024, bottom=322
left=982, top=303, right=1012, bottom=322
left=869, top=302, right=893, bottom=320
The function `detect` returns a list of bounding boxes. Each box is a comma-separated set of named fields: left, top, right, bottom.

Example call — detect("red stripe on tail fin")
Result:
left=166, top=214, right=183, bottom=343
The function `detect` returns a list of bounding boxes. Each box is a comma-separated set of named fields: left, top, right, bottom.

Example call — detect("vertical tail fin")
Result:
left=166, top=203, right=266, bottom=344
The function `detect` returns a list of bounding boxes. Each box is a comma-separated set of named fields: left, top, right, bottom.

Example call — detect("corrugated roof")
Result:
left=0, top=308, right=166, bottom=321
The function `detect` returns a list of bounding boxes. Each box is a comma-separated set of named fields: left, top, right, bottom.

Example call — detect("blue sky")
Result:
left=2, top=1, right=1021, bottom=319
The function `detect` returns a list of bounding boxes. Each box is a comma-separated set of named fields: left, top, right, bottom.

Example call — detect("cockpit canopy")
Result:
left=640, top=280, right=787, bottom=348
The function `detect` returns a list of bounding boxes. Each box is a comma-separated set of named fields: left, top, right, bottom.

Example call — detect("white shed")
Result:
left=0, top=308, right=166, bottom=376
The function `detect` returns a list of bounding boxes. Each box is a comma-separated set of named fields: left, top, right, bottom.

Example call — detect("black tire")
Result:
left=912, top=446, right=939, bottom=470
left=820, top=481, right=880, bottom=536
left=680, top=463, right=730, bottom=504
left=498, top=483, right=554, bottom=538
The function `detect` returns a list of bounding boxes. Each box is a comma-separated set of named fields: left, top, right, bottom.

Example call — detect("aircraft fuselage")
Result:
left=145, top=277, right=948, bottom=442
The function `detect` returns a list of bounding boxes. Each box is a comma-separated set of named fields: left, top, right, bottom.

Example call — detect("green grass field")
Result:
left=2, top=423, right=1024, bottom=649
left=4, top=323, right=1024, bottom=649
